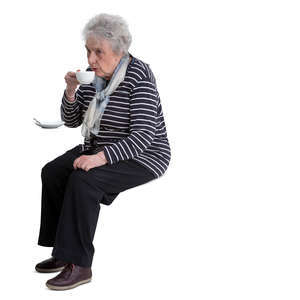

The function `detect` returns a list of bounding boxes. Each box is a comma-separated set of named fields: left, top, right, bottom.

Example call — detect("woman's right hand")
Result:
left=64, top=71, right=80, bottom=94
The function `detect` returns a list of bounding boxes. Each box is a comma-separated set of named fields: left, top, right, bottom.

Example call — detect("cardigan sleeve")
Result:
left=102, top=76, right=157, bottom=164
left=60, top=87, right=84, bottom=128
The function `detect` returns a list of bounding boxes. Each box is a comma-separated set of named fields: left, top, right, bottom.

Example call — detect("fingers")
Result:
left=73, top=155, right=106, bottom=172
left=68, top=72, right=77, bottom=78
left=64, top=72, right=75, bottom=80
left=73, top=158, right=78, bottom=169
left=73, top=156, right=89, bottom=171
left=66, top=71, right=76, bottom=77
left=64, top=71, right=79, bottom=87
left=73, top=156, right=83, bottom=169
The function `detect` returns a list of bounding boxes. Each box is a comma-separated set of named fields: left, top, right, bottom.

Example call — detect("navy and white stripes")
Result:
left=60, top=54, right=171, bottom=178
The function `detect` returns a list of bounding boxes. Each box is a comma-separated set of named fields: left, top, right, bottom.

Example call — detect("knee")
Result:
left=41, top=161, right=57, bottom=181
left=41, top=163, right=50, bottom=180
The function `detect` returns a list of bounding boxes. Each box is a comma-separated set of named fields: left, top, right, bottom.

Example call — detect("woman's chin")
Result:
left=93, top=70, right=104, bottom=78
left=93, top=70, right=111, bottom=79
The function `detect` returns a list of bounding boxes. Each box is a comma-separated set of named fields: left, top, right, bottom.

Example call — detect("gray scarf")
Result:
left=81, top=54, right=130, bottom=140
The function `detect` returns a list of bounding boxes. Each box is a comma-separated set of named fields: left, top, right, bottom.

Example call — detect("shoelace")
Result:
left=66, top=263, right=75, bottom=272
left=57, top=263, right=75, bottom=279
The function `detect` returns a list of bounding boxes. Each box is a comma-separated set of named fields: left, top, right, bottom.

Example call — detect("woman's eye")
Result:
left=96, top=50, right=101, bottom=55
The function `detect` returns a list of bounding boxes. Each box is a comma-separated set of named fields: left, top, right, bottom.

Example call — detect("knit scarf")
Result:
left=81, top=54, right=130, bottom=140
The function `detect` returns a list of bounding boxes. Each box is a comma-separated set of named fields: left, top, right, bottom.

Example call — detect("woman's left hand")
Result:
left=73, top=152, right=108, bottom=171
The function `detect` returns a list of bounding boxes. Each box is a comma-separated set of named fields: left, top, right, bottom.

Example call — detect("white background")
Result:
left=0, top=0, right=299, bottom=299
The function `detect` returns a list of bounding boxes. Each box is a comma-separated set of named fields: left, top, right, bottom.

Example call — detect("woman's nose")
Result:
left=88, top=52, right=96, bottom=65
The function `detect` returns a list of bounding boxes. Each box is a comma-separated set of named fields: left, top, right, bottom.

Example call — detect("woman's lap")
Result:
left=43, top=144, right=155, bottom=205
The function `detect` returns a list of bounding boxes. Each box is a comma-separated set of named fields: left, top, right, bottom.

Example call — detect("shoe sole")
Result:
left=46, top=278, right=92, bottom=290
left=35, top=266, right=67, bottom=273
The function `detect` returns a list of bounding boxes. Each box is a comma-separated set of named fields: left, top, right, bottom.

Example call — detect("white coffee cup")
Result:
left=76, top=71, right=95, bottom=84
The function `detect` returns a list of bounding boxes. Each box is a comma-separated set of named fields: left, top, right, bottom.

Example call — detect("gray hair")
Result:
left=82, top=13, right=132, bottom=55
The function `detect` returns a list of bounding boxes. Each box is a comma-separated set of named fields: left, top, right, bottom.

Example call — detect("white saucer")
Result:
left=33, top=119, right=65, bottom=129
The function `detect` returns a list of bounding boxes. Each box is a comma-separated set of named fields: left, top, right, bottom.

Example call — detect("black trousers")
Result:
left=37, top=144, right=155, bottom=267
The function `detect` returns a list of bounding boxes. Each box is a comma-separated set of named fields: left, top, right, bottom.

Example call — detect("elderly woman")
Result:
left=35, top=13, right=171, bottom=290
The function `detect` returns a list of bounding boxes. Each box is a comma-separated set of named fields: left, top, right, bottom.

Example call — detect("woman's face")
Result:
left=85, top=36, right=123, bottom=80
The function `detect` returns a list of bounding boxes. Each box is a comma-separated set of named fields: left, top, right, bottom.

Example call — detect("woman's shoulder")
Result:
left=128, top=54, right=157, bottom=85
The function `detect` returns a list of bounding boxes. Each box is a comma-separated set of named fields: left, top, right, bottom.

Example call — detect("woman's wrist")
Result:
left=96, top=151, right=108, bottom=164
left=65, top=87, right=76, bottom=101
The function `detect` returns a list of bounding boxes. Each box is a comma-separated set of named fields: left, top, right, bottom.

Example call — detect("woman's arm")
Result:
left=60, top=88, right=84, bottom=128
left=60, top=70, right=83, bottom=128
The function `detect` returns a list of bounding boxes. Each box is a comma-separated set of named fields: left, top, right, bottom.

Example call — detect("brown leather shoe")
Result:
left=35, top=257, right=68, bottom=273
left=46, top=263, right=92, bottom=290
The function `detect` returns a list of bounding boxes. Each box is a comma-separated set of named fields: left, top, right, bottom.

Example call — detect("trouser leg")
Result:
left=51, top=171, right=102, bottom=267
left=37, top=145, right=82, bottom=246
left=51, top=160, right=155, bottom=267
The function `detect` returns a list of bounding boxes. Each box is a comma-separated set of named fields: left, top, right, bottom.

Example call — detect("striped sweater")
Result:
left=60, top=54, right=171, bottom=178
